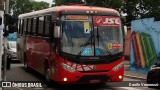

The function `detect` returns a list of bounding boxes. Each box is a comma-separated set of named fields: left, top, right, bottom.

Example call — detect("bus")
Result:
left=17, top=4, right=127, bottom=84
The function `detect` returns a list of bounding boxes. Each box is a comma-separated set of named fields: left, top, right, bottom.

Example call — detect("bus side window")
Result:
left=32, top=17, right=37, bottom=36
left=27, top=18, right=31, bottom=35
left=21, top=19, right=24, bottom=35
left=19, top=19, right=23, bottom=35
left=52, top=22, right=57, bottom=43
left=30, top=18, right=33, bottom=36
left=36, top=17, right=39, bottom=36
left=43, top=16, right=46, bottom=36
left=44, top=15, right=51, bottom=37
left=18, top=19, right=21, bottom=35
left=25, top=19, right=28, bottom=35
left=19, top=19, right=22, bottom=35
left=38, top=16, right=44, bottom=36
left=23, top=19, right=27, bottom=35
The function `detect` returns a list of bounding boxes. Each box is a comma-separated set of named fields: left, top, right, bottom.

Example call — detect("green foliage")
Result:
left=121, top=0, right=140, bottom=26
left=9, top=0, right=49, bottom=18
left=10, top=0, right=160, bottom=26
left=85, top=0, right=124, bottom=9
left=141, top=0, right=160, bottom=21
left=56, top=0, right=83, bottom=6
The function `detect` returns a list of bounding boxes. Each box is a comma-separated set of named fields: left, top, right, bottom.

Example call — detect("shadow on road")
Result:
left=6, top=63, right=115, bottom=90
left=24, top=68, right=113, bottom=90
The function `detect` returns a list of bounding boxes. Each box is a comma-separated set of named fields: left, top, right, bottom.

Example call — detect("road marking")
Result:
left=119, top=87, right=142, bottom=90
left=33, top=88, right=45, bottom=89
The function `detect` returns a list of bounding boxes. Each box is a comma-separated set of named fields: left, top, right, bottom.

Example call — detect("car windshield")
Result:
left=61, top=15, right=123, bottom=56
left=9, top=42, right=16, bottom=48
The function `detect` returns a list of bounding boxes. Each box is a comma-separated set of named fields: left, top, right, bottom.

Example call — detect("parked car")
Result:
left=7, top=41, right=17, bottom=61
left=2, top=41, right=17, bottom=70
left=147, top=60, right=160, bottom=88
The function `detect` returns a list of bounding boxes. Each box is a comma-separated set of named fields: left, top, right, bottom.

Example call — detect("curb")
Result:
left=124, top=74, right=146, bottom=80
left=124, top=65, right=130, bottom=71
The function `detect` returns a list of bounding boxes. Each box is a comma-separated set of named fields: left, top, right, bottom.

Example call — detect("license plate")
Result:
left=89, top=80, right=101, bottom=83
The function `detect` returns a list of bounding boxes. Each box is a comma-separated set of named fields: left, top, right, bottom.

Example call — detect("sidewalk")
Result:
left=124, top=61, right=147, bottom=80
left=124, top=71, right=147, bottom=80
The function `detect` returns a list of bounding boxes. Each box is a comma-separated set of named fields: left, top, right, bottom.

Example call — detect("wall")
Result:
left=130, top=18, right=160, bottom=73
left=124, top=27, right=131, bottom=60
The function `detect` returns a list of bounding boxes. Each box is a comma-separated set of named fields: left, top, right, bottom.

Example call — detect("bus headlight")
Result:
left=61, top=63, right=76, bottom=72
left=112, top=62, right=124, bottom=71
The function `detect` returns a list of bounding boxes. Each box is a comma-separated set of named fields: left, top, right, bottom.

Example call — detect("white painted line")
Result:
left=33, top=88, right=45, bottom=89
left=119, top=87, right=142, bottom=90
left=124, top=74, right=146, bottom=80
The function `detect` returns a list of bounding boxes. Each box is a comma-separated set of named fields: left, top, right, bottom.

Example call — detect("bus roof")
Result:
left=18, top=5, right=120, bottom=18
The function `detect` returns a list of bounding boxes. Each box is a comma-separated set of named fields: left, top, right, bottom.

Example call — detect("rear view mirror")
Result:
left=54, top=26, right=60, bottom=38
left=124, top=26, right=127, bottom=36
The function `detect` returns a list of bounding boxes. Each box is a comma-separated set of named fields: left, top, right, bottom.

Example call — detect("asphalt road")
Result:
left=3, top=62, right=159, bottom=90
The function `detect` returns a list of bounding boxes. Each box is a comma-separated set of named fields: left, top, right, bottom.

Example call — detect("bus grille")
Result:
left=79, top=70, right=110, bottom=73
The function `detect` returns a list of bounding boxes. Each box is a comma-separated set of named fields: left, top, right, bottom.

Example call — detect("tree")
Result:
left=58, top=0, right=160, bottom=25
left=55, top=0, right=124, bottom=10
left=9, top=0, right=49, bottom=18
left=121, top=0, right=140, bottom=26
left=85, top=0, right=124, bottom=9
left=56, top=0, right=83, bottom=6
left=140, top=0, right=160, bottom=21
left=121, top=0, right=160, bottom=26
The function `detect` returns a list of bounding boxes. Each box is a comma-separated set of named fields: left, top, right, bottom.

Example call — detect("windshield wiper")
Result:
left=96, top=34, right=112, bottom=55
left=80, top=39, right=93, bottom=47
left=78, top=37, right=93, bottom=55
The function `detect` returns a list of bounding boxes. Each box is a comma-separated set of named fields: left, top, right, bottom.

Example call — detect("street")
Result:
left=3, top=62, right=159, bottom=90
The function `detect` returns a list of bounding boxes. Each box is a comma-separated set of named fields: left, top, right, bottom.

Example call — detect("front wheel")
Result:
left=24, top=53, right=30, bottom=72
left=45, top=64, right=52, bottom=86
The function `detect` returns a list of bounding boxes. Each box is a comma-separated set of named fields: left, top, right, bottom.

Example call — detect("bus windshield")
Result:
left=61, top=15, right=123, bottom=56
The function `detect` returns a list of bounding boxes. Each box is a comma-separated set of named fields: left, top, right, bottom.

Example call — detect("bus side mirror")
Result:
left=0, top=16, right=2, bottom=25
left=54, top=26, right=60, bottom=38
left=124, top=26, right=127, bottom=36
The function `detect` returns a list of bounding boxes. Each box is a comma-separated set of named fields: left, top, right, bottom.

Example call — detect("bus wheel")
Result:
left=45, top=64, right=51, bottom=86
left=24, top=53, right=30, bottom=71
left=24, top=60, right=30, bottom=72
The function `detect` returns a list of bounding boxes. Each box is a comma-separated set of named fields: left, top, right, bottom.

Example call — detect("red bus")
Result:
left=17, top=5, right=126, bottom=84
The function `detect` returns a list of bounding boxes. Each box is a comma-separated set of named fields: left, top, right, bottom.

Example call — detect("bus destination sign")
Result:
left=65, top=15, right=89, bottom=20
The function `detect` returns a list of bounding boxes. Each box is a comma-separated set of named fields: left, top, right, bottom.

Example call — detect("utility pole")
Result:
left=0, top=0, right=4, bottom=81
left=3, top=0, right=9, bottom=82
left=0, top=0, right=4, bottom=90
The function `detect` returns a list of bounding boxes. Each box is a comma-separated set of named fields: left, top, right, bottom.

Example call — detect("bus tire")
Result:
left=44, top=63, right=52, bottom=86
left=24, top=53, right=30, bottom=72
